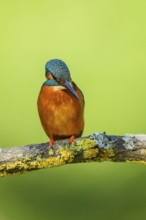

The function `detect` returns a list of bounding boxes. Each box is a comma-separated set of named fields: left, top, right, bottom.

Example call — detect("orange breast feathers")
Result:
left=37, top=83, right=84, bottom=139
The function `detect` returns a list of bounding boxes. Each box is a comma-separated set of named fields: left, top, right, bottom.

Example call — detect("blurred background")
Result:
left=0, top=0, right=146, bottom=219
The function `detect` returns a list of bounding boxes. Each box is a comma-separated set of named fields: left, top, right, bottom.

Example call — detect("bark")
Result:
left=0, top=133, right=146, bottom=177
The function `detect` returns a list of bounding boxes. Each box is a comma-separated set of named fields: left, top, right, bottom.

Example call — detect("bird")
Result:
left=37, top=59, right=84, bottom=148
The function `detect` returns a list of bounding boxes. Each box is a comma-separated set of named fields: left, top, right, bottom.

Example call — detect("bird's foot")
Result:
left=49, top=137, right=54, bottom=148
left=69, top=135, right=75, bottom=144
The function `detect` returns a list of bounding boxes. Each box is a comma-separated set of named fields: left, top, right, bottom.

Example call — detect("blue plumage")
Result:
left=45, top=59, right=71, bottom=82
left=43, top=79, right=59, bottom=86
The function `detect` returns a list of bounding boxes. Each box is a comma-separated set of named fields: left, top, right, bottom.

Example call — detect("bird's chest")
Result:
left=38, top=86, right=80, bottom=120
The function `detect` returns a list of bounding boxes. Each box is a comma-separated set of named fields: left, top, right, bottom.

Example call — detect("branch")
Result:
left=1, top=133, right=146, bottom=177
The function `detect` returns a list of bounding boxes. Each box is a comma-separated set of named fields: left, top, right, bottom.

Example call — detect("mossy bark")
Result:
left=1, top=133, right=146, bottom=177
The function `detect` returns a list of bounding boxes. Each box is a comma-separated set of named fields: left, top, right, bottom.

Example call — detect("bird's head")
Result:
left=45, top=59, right=79, bottom=100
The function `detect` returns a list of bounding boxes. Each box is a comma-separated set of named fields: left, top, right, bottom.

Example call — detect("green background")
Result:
left=0, top=0, right=146, bottom=219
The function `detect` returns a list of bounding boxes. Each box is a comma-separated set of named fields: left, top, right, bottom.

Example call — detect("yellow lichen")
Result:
left=23, top=157, right=31, bottom=162
left=0, top=164, right=6, bottom=171
left=126, top=160, right=146, bottom=166
left=0, top=171, right=7, bottom=177
left=6, top=161, right=28, bottom=170
left=105, top=148, right=115, bottom=157
left=99, top=148, right=115, bottom=161
left=84, top=148, right=99, bottom=160
left=13, top=172, right=21, bottom=176
left=36, top=155, right=42, bottom=161
left=58, top=147, right=74, bottom=162
left=48, top=149, right=54, bottom=156
left=29, top=157, right=65, bottom=169
left=82, top=139, right=96, bottom=150
left=143, top=150, right=146, bottom=155
left=70, top=139, right=96, bottom=152
left=6, top=162, right=18, bottom=170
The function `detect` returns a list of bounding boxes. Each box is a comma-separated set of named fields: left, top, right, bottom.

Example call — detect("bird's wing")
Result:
left=72, top=81, right=85, bottom=105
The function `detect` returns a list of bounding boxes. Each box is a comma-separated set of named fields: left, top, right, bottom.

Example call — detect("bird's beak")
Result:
left=64, top=81, right=79, bottom=100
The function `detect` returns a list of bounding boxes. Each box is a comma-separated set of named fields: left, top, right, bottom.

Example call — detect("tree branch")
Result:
left=1, top=133, right=146, bottom=177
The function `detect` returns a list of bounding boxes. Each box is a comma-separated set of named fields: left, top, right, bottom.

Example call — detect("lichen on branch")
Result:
left=0, top=133, right=146, bottom=177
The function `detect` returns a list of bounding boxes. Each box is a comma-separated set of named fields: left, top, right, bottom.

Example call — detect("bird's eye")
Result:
left=60, top=80, right=64, bottom=85
left=57, top=79, right=64, bottom=85
left=53, top=76, right=64, bottom=85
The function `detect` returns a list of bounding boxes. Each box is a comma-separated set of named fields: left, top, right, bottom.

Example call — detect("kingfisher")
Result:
left=37, top=59, right=84, bottom=147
